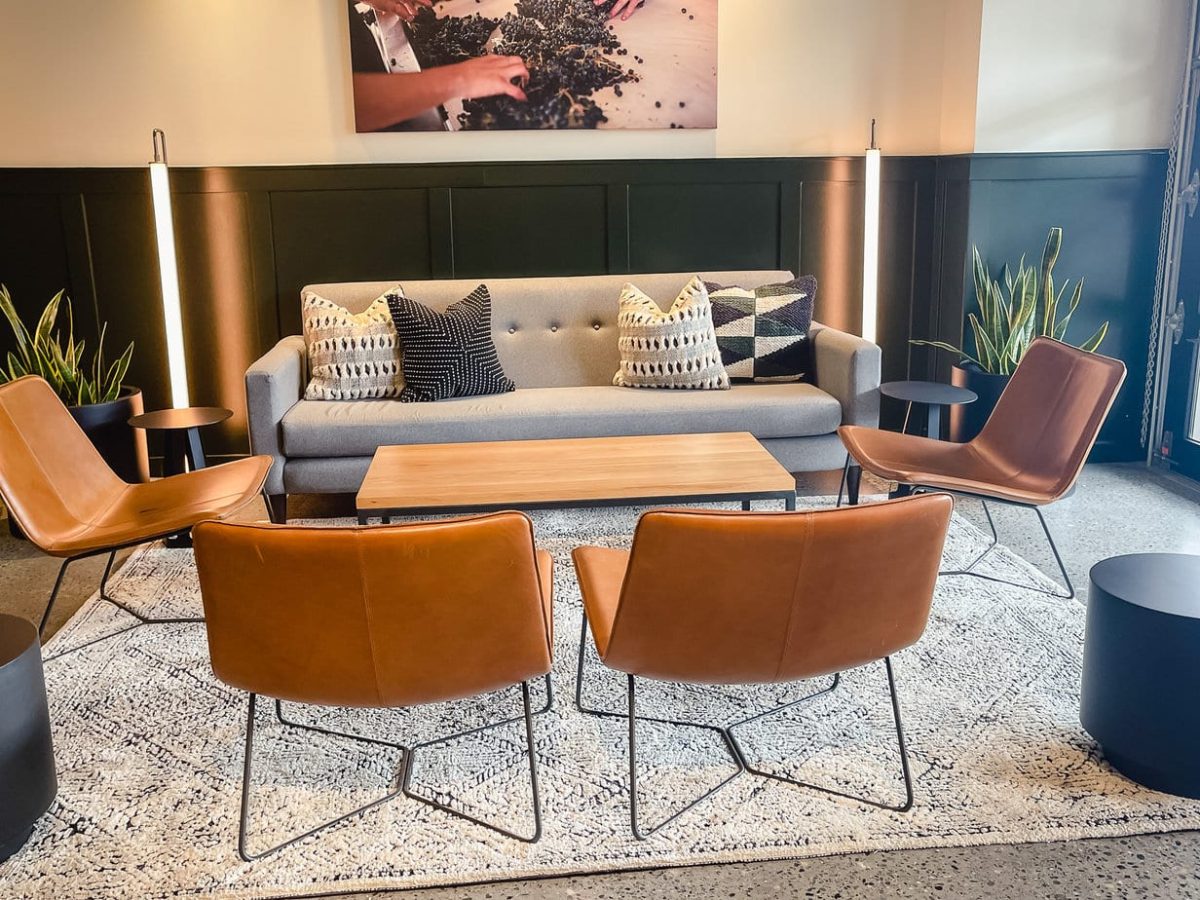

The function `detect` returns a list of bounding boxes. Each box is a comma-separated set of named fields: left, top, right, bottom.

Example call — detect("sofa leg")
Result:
left=264, top=493, right=287, bottom=524
left=846, top=465, right=862, bottom=506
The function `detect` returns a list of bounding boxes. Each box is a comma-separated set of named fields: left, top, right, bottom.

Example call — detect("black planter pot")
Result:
left=67, top=386, right=151, bottom=485
left=0, top=614, right=57, bottom=863
left=949, top=363, right=1010, bottom=443
left=6, top=386, right=149, bottom=540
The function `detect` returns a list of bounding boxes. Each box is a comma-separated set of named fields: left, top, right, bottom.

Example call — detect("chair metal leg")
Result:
left=727, top=657, right=914, bottom=812
left=576, top=609, right=912, bottom=836
left=401, top=681, right=544, bottom=843
left=98, top=549, right=204, bottom=625
left=237, top=693, right=407, bottom=862
left=835, top=454, right=862, bottom=508
left=625, top=674, right=745, bottom=839
left=40, top=546, right=202, bottom=663
left=38, top=557, right=73, bottom=638
left=937, top=496, right=1075, bottom=600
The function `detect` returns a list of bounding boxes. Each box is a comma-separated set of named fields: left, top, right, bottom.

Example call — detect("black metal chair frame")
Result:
left=574, top=613, right=913, bottom=839
left=237, top=673, right=552, bottom=861
left=834, top=460, right=1074, bottom=600
left=35, top=490, right=284, bottom=661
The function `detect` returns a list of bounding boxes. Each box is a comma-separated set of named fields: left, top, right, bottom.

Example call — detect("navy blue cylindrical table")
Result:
left=1081, top=553, right=1200, bottom=798
left=0, top=614, right=57, bottom=862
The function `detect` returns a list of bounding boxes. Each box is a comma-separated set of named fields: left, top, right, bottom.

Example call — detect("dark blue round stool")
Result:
left=0, top=614, right=57, bottom=862
left=1081, top=553, right=1200, bottom=798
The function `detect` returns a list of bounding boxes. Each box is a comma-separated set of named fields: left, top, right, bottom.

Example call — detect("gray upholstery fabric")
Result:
left=245, top=271, right=882, bottom=495
left=304, top=271, right=793, bottom=390
left=810, top=323, right=881, bottom=427
left=245, top=335, right=305, bottom=494
left=281, top=383, right=842, bottom=458
left=279, top=436, right=844, bottom=495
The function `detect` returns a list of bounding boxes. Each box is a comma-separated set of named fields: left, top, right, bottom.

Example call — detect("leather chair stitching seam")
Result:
left=774, top=512, right=815, bottom=682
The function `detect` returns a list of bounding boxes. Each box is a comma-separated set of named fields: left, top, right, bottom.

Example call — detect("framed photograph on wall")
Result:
left=347, top=0, right=717, bottom=132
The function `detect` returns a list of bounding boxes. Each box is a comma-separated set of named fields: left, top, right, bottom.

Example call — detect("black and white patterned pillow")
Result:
left=705, top=276, right=816, bottom=383
left=386, top=284, right=516, bottom=403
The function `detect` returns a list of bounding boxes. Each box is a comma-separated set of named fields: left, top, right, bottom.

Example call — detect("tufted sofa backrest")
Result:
left=302, top=271, right=794, bottom=389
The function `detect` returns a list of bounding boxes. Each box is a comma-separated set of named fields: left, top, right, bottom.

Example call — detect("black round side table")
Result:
left=129, top=406, right=232, bottom=548
left=880, top=380, right=978, bottom=440
left=0, top=614, right=57, bottom=863
left=128, top=406, right=233, bottom=477
left=1081, top=553, right=1200, bottom=798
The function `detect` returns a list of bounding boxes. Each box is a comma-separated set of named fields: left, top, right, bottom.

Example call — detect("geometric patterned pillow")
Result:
left=612, top=276, right=730, bottom=390
left=301, top=290, right=404, bottom=400
left=386, top=284, right=516, bottom=403
left=705, top=276, right=816, bottom=383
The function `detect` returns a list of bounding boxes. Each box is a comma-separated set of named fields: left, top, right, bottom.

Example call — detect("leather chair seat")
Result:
left=838, top=426, right=1061, bottom=505
left=840, top=337, right=1128, bottom=508
left=572, top=546, right=629, bottom=657
left=39, top=456, right=272, bottom=557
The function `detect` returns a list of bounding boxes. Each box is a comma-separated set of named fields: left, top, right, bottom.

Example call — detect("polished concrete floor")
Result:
left=2, top=463, right=1199, bottom=899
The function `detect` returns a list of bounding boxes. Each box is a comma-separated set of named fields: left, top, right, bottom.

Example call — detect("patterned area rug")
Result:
left=3, top=502, right=1200, bottom=899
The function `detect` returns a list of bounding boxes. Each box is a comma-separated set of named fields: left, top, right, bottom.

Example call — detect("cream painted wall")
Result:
left=973, top=0, right=1191, bottom=152
left=0, top=0, right=982, bottom=167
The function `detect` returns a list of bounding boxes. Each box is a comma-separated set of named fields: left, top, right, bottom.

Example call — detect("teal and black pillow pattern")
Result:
left=704, top=276, right=816, bottom=383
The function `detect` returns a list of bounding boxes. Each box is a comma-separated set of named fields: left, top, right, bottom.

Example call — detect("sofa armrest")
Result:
left=811, top=324, right=881, bottom=428
left=245, top=335, right=306, bottom=495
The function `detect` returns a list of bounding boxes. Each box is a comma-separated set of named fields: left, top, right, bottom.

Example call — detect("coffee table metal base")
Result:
left=357, top=490, right=797, bottom=524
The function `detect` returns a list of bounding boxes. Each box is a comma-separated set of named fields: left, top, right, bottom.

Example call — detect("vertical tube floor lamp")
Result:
left=149, top=128, right=189, bottom=409
left=862, top=119, right=881, bottom=345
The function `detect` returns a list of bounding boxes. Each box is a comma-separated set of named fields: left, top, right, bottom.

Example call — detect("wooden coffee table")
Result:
left=356, top=432, right=797, bottom=523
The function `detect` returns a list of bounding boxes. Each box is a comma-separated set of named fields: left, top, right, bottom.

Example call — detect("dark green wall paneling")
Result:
left=0, top=152, right=1165, bottom=463
left=949, top=152, right=1169, bottom=462
left=450, top=185, right=608, bottom=278
left=628, top=182, right=781, bottom=273
left=270, top=188, right=433, bottom=336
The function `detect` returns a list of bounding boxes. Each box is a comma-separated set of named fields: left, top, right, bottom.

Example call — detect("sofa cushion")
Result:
left=706, top=276, right=816, bottom=383
left=612, top=276, right=729, bottom=391
left=387, top=284, right=516, bottom=402
left=280, top=383, right=843, bottom=459
left=302, top=290, right=403, bottom=400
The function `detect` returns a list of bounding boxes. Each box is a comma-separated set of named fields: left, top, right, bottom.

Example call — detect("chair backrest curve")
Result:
left=972, top=338, right=1126, bottom=501
left=193, top=511, right=553, bottom=708
left=0, top=376, right=126, bottom=552
left=603, top=494, right=953, bottom=684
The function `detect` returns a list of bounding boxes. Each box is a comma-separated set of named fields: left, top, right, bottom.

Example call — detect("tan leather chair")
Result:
left=839, top=337, right=1126, bottom=598
left=0, top=376, right=270, bottom=641
left=193, top=511, right=554, bottom=861
left=572, top=493, right=953, bottom=838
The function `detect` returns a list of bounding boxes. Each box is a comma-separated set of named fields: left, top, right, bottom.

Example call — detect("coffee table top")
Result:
left=357, top=432, right=796, bottom=514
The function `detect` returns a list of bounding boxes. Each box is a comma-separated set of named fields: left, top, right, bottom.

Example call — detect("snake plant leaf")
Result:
left=103, top=342, right=134, bottom=403
left=0, top=288, right=135, bottom=404
left=1054, top=278, right=1085, bottom=341
left=909, top=339, right=985, bottom=368
left=971, top=312, right=1007, bottom=374
left=1078, top=321, right=1109, bottom=353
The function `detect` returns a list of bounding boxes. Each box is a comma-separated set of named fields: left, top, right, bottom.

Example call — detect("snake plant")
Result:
left=913, top=227, right=1108, bottom=375
left=0, top=285, right=134, bottom=406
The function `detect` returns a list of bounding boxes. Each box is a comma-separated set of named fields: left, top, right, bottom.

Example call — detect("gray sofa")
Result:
left=246, top=271, right=880, bottom=519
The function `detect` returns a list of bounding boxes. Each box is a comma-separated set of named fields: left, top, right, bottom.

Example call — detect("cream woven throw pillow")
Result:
left=613, top=276, right=730, bottom=390
left=302, top=290, right=404, bottom=400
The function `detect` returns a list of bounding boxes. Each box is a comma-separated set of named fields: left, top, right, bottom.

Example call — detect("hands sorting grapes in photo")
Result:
left=450, top=55, right=530, bottom=102
left=361, top=0, right=433, bottom=22
left=596, top=0, right=646, bottom=21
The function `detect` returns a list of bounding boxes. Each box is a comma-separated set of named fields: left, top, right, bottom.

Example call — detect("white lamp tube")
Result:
left=149, top=130, right=189, bottom=409
left=862, top=137, right=881, bottom=345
